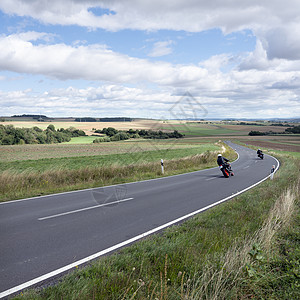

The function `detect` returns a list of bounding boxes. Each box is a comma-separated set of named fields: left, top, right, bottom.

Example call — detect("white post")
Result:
left=161, top=159, right=164, bottom=174
left=270, top=165, right=275, bottom=180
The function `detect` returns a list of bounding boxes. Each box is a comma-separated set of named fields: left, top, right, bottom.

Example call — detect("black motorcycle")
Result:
left=258, top=152, right=264, bottom=159
left=219, top=162, right=234, bottom=178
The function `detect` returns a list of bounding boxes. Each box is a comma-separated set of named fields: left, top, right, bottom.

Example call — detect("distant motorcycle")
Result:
left=258, top=152, right=264, bottom=159
left=219, top=162, right=234, bottom=178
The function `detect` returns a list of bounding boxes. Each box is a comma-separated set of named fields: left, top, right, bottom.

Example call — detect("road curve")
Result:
left=0, top=142, right=279, bottom=298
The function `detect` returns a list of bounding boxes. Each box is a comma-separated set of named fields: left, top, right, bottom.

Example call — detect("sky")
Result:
left=0, top=0, right=300, bottom=120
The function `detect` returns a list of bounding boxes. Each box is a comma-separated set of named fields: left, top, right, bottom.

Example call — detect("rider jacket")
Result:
left=217, top=156, right=229, bottom=166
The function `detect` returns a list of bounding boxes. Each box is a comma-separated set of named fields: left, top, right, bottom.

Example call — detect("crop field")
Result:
left=1, top=119, right=295, bottom=137
left=234, top=135, right=300, bottom=153
left=0, top=139, right=214, bottom=162
left=0, top=119, right=298, bottom=202
left=0, top=135, right=230, bottom=201
left=0, top=143, right=221, bottom=173
left=160, top=122, right=292, bottom=137
left=0, top=119, right=164, bottom=133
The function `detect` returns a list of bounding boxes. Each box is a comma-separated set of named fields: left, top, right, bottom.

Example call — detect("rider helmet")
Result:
left=218, top=154, right=222, bottom=157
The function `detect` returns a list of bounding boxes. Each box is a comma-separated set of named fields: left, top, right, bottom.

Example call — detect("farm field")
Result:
left=0, top=139, right=214, bottom=162
left=0, top=143, right=220, bottom=173
left=159, top=122, right=292, bottom=137
left=1, top=119, right=294, bottom=138
left=0, top=119, right=299, bottom=202
left=0, top=135, right=231, bottom=201
left=232, top=135, right=300, bottom=153
left=0, top=119, right=164, bottom=134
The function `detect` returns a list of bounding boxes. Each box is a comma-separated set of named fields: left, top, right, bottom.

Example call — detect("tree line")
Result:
left=75, top=117, right=132, bottom=122
left=0, top=125, right=86, bottom=145
left=248, top=125, right=300, bottom=136
left=93, top=127, right=184, bottom=143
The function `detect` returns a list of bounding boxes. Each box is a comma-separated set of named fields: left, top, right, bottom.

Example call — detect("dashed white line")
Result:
left=38, top=198, right=134, bottom=221
left=243, top=165, right=250, bottom=169
left=205, top=177, right=217, bottom=181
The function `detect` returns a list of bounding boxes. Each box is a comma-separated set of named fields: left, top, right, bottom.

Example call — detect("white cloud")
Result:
left=1, top=77, right=299, bottom=119
left=1, top=1, right=300, bottom=119
left=148, top=41, right=173, bottom=57
left=0, top=32, right=212, bottom=87
left=1, top=1, right=300, bottom=61
left=0, top=29, right=299, bottom=119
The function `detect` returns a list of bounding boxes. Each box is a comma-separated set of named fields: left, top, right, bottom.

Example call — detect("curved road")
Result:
left=0, top=142, right=279, bottom=298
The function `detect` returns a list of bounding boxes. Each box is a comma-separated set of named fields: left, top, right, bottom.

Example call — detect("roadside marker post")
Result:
left=161, top=159, right=164, bottom=174
left=270, top=165, right=275, bottom=180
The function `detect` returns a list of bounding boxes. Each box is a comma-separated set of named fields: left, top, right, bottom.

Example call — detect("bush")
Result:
left=93, top=137, right=111, bottom=143
left=285, top=125, right=300, bottom=134
left=248, top=130, right=266, bottom=136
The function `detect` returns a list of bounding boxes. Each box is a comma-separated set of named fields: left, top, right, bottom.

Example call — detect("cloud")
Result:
left=0, top=32, right=213, bottom=88
left=148, top=41, right=173, bottom=57
left=1, top=0, right=300, bottom=62
left=1, top=77, right=300, bottom=119
left=0, top=29, right=299, bottom=119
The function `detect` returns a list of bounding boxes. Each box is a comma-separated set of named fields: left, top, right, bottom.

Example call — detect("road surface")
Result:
left=0, top=142, right=279, bottom=298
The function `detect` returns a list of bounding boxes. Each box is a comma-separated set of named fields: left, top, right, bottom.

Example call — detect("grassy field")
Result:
left=61, top=136, right=97, bottom=144
left=0, top=141, right=232, bottom=202
left=0, top=143, right=220, bottom=173
left=14, top=146, right=300, bottom=299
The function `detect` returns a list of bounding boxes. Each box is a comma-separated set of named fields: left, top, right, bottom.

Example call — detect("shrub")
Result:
left=93, top=137, right=111, bottom=143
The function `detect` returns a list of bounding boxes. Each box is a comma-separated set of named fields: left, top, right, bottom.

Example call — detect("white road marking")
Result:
left=243, top=165, right=250, bottom=169
left=205, top=177, right=217, bottom=181
left=38, top=198, right=134, bottom=221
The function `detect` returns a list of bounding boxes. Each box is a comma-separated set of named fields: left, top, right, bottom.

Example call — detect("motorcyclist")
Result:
left=217, top=154, right=234, bottom=175
left=257, top=149, right=263, bottom=156
left=217, top=154, right=229, bottom=166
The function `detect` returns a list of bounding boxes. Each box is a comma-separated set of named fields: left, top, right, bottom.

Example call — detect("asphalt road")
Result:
left=0, top=142, right=279, bottom=298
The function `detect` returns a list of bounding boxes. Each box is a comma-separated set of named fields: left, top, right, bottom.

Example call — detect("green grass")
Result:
left=0, top=144, right=220, bottom=173
left=61, top=136, right=97, bottom=144
left=0, top=142, right=232, bottom=202
left=15, top=150, right=300, bottom=299
left=0, top=140, right=207, bottom=162
left=271, top=149, right=300, bottom=158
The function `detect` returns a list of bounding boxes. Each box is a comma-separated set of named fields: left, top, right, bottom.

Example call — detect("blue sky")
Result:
left=0, top=1, right=299, bottom=119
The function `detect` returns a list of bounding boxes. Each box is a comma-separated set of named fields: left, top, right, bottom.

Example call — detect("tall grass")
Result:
left=15, top=152, right=299, bottom=299
left=0, top=144, right=235, bottom=202
left=183, top=182, right=299, bottom=300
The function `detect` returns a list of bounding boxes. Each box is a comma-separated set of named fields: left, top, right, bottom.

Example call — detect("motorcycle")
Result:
left=219, top=162, right=234, bottom=178
left=257, top=152, right=264, bottom=159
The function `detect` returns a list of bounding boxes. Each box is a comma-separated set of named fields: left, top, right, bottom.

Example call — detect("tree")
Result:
left=47, top=124, right=55, bottom=132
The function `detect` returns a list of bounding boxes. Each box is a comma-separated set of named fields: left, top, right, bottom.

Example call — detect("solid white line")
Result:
left=0, top=154, right=280, bottom=299
left=38, top=198, right=134, bottom=221
left=1, top=143, right=241, bottom=206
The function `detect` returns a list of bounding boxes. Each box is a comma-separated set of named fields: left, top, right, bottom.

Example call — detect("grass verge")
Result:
left=13, top=151, right=299, bottom=299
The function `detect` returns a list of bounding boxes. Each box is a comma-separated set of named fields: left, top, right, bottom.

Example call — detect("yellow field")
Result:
left=0, top=119, right=169, bottom=135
